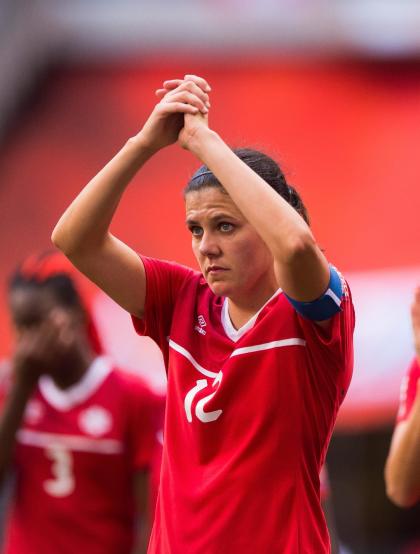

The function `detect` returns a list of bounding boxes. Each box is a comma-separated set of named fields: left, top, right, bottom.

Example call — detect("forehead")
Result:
left=185, top=187, right=242, bottom=221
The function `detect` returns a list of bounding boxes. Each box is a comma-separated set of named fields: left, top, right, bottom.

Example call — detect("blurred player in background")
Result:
left=0, top=251, right=162, bottom=554
left=52, top=74, right=355, bottom=553
left=385, top=286, right=420, bottom=508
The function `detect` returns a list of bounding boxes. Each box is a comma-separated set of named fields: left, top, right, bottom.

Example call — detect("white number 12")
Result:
left=184, top=372, right=223, bottom=423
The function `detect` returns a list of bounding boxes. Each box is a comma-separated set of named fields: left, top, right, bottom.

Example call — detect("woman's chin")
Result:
left=207, top=281, right=231, bottom=298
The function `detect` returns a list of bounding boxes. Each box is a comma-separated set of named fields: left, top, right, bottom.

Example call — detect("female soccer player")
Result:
left=52, top=75, right=355, bottom=553
left=0, top=252, right=161, bottom=554
left=385, top=286, right=420, bottom=508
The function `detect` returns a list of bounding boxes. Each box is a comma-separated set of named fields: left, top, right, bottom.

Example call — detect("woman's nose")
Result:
left=199, top=232, right=220, bottom=257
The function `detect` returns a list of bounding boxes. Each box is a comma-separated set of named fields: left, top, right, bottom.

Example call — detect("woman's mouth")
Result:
left=207, top=266, right=228, bottom=274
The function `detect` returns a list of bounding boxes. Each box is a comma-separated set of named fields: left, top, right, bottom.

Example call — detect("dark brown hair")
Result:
left=184, top=148, right=309, bottom=225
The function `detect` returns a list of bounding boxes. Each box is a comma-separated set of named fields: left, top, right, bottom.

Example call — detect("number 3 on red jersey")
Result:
left=43, top=445, right=75, bottom=497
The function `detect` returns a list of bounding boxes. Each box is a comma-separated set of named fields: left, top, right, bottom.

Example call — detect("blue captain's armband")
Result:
left=285, top=265, right=343, bottom=321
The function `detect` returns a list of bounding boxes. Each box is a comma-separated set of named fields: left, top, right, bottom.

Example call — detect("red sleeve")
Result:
left=397, top=358, right=420, bottom=423
left=125, top=375, right=165, bottom=471
left=297, top=279, right=355, bottom=370
left=131, top=256, right=197, bottom=367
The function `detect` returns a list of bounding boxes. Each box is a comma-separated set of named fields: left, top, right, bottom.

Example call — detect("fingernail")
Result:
left=206, top=85, right=211, bottom=92
left=206, top=101, right=211, bottom=108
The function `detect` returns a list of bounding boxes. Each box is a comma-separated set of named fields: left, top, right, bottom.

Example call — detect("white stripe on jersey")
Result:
left=169, top=337, right=306, bottom=377
left=17, top=429, right=123, bottom=454
left=325, top=288, right=342, bottom=307
left=230, top=338, right=306, bottom=358
left=169, top=339, right=218, bottom=378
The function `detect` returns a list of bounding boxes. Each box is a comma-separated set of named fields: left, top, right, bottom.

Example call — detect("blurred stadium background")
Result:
left=0, top=0, right=419, bottom=552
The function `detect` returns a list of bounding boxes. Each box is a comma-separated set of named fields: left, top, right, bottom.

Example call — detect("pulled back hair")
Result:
left=9, top=251, right=104, bottom=354
left=9, top=272, right=82, bottom=310
left=184, top=148, right=309, bottom=226
left=8, top=250, right=82, bottom=310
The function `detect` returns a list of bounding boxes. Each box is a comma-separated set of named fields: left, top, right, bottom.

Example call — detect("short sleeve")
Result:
left=297, top=278, right=355, bottom=369
left=125, top=375, right=165, bottom=471
left=397, top=358, right=420, bottom=423
left=131, top=256, right=197, bottom=366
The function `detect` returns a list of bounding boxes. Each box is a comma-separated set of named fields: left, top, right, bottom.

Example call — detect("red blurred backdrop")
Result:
left=1, top=58, right=419, bottom=424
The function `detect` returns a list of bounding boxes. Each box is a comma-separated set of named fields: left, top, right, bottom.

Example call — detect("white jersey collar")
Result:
left=39, top=356, right=113, bottom=411
left=221, top=289, right=282, bottom=343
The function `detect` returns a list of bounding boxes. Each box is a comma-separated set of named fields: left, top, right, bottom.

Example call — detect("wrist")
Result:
left=126, top=134, right=159, bottom=160
left=187, top=128, right=220, bottom=160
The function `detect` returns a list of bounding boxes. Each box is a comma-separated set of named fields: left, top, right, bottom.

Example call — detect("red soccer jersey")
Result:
left=132, top=257, right=355, bottom=554
left=397, top=358, right=420, bottom=423
left=1, top=357, right=161, bottom=554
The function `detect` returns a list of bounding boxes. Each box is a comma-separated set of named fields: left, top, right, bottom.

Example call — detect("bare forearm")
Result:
left=131, top=523, right=149, bottom=554
left=132, top=470, right=151, bottom=554
left=188, top=130, right=329, bottom=300
left=385, top=400, right=420, bottom=507
left=52, top=136, right=154, bottom=256
left=0, top=382, right=33, bottom=483
left=191, top=131, right=314, bottom=257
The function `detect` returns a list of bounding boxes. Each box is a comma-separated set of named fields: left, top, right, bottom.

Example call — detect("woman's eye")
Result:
left=219, top=223, right=233, bottom=232
left=190, top=226, right=203, bottom=237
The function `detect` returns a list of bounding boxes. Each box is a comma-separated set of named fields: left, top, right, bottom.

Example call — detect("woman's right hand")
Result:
left=12, top=310, right=74, bottom=391
left=136, top=79, right=211, bottom=153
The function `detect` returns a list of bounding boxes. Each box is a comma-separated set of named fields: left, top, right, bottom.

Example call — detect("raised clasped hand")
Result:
left=138, top=74, right=211, bottom=153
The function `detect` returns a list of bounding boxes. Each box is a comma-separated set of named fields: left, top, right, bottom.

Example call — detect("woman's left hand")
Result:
left=156, top=75, right=212, bottom=151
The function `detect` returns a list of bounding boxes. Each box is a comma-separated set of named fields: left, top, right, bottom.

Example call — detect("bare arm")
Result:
left=52, top=141, right=150, bottom=318
left=52, top=79, right=211, bottom=317
left=0, top=318, right=63, bottom=486
left=177, top=99, right=330, bottom=306
left=385, top=287, right=420, bottom=507
left=0, top=379, right=34, bottom=487
left=131, top=470, right=151, bottom=554
left=384, top=387, right=420, bottom=508
left=321, top=495, right=339, bottom=554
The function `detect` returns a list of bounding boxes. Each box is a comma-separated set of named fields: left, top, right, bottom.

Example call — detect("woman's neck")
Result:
left=227, top=283, right=279, bottom=330
left=52, top=347, right=96, bottom=390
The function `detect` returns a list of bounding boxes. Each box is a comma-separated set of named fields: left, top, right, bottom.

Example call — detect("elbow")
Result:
left=386, top=484, right=418, bottom=508
left=52, top=224, right=108, bottom=265
left=281, top=232, right=317, bottom=265
left=384, top=465, right=419, bottom=508
left=51, top=226, right=71, bottom=257
left=51, top=224, right=82, bottom=258
left=51, top=226, right=62, bottom=251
